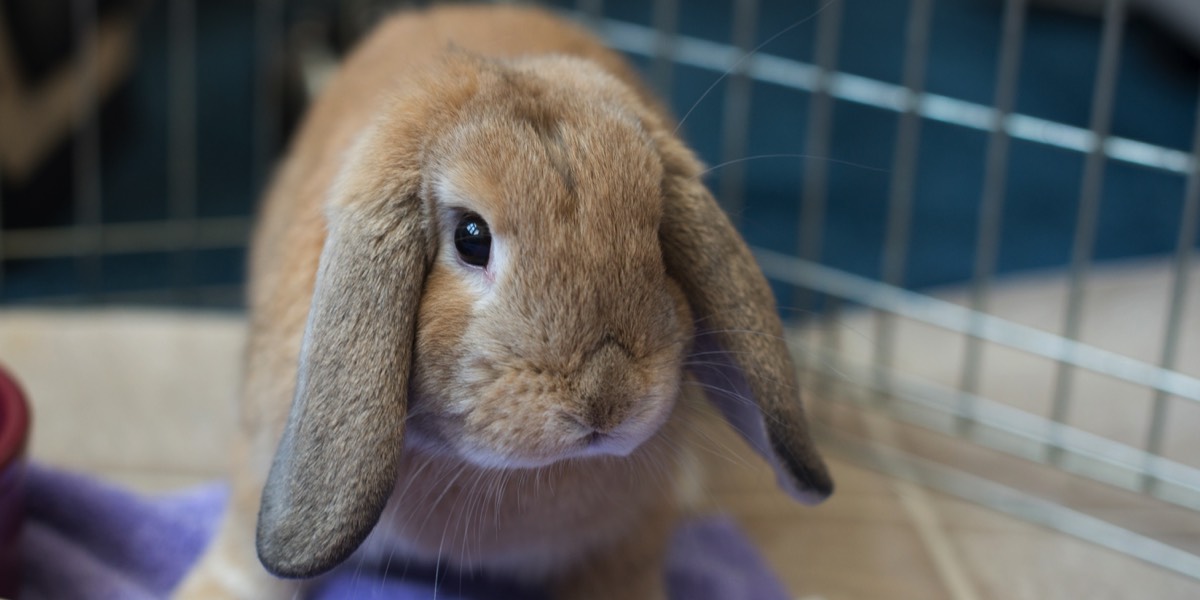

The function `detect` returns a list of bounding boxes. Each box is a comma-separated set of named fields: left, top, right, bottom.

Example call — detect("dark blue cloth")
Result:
left=2, top=1, right=1196, bottom=306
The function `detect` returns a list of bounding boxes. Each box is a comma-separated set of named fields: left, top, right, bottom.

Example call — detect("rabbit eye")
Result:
left=454, top=212, right=492, bottom=268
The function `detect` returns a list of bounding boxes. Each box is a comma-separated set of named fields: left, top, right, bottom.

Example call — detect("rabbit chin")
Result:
left=454, top=433, right=656, bottom=470
left=403, top=415, right=668, bottom=471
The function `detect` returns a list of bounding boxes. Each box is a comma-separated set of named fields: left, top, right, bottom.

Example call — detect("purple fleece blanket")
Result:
left=17, top=464, right=790, bottom=600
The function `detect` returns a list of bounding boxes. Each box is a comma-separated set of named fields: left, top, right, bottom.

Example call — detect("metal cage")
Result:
left=1, top=0, right=1198, bottom=581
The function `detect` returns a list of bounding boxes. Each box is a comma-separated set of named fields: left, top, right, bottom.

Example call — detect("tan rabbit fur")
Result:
left=174, top=5, right=831, bottom=600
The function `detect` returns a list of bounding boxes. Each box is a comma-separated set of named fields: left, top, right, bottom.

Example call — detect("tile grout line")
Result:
left=857, top=407, right=984, bottom=600
left=894, top=480, right=985, bottom=600
left=818, top=419, right=1200, bottom=583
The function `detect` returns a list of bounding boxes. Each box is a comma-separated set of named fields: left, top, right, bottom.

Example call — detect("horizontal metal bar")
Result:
left=590, top=16, right=1195, bottom=175
left=753, top=247, right=1200, bottom=403
left=2, top=218, right=252, bottom=259
left=818, top=425, right=1200, bottom=582
left=794, top=335, right=1200, bottom=507
left=2, top=283, right=244, bottom=306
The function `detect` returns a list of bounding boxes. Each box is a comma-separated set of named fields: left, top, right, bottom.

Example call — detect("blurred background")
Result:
left=2, top=0, right=1199, bottom=596
left=1, top=0, right=1197, bottom=304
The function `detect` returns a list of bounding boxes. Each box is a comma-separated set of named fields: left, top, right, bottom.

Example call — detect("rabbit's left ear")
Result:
left=655, top=132, right=833, bottom=505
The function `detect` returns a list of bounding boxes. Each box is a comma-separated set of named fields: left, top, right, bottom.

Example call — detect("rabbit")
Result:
left=172, top=4, right=832, bottom=600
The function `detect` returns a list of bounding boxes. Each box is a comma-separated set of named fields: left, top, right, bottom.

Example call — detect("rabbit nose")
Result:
left=581, top=401, right=625, bottom=434
left=574, top=340, right=635, bottom=433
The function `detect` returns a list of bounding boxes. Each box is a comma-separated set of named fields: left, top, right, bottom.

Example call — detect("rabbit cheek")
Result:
left=458, top=370, right=578, bottom=468
left=408, top=265, right=477, bottom=438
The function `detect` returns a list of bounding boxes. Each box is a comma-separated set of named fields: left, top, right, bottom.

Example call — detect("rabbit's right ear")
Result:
left=255, top=124, right=435, bottom=578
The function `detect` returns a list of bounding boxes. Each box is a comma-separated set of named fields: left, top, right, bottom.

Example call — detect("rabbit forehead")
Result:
left=435, top=113, right=674, bottom=311
left=428, top=63, right=664, bottom=236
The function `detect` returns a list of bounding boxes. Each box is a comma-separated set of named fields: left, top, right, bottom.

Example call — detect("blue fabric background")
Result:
left=1, top=0, right=1196, bottom=305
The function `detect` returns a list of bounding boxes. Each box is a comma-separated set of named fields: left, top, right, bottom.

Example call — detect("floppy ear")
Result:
left=256, top=133, right=435, bottom=578
left=657, top=136, right=833, bottom=505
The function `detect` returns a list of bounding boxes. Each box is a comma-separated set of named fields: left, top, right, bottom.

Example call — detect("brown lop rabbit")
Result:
left=173, top=4, right=833, bottom=599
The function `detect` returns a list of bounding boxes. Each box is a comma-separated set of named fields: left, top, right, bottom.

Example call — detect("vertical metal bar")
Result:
left=0, top=170, right=5, bottom=302
left=73, top=0, right=103, bottom=299
left=957, top=0, right=1029, bottom=427
left=650, top=0, right=680, bottom=98
left=799, top=0, right=844, bottom=378
left=1049, top=0, right=1128, bottom=453
left=1142, top=76, right=1200, bottom=483
left=874, top=0, right=935, bottom=395
left=718, top=0, right=760, bottom=223
left=794, top=0, right=843, bottom=315
left=578, top=0, right=604, bottom=23
left=169, top=0, right=198, bottom=301
left=253, top=0, right=286, bottom=194
left=818, top=294, right=844, bottom=402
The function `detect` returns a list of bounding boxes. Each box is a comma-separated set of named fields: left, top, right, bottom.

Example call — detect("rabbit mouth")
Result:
left=570, top=429, right=645, bottom=459
left=404, top=405, right=672, bottom=470
left=449, top=431, right=651, bottom=469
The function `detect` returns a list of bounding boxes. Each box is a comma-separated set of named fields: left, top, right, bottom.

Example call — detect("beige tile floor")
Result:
left=818, top=254, right=1200, bottom=468
left=1, top=296, right=1198, bottom=599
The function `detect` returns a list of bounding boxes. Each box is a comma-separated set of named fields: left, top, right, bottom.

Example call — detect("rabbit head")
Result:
left=256, top=52, right=832, bottom=579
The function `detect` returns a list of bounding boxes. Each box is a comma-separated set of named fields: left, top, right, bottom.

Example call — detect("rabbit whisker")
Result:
left=679, top=380, right=799, bottom=432
left=670, top=405, right=759, bottom=471
left=696, top=153, right=887, bottom=179
left=674, top=0, right=843, bottom=134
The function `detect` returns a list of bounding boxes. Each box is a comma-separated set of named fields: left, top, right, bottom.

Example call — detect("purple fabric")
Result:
left=18, top=464, right=790, bottom=600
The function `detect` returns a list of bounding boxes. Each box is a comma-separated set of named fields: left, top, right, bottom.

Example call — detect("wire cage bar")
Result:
left=72, top=0, right=104, bottom=299
left=1147, top=78, right=1200, bottom=474
left=167, top=0, right=197, bottom=298
left=798, top=0, right=840, bottom=270
left=1, top=0, right=1198, bottom=582
left=873, top=0, right=933, bottom=386
left=716, top=0, right=757, bottom=220
left=959, top=0, right=1027, bottom=424
left=1048, top=0, right=1127, bottom=457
